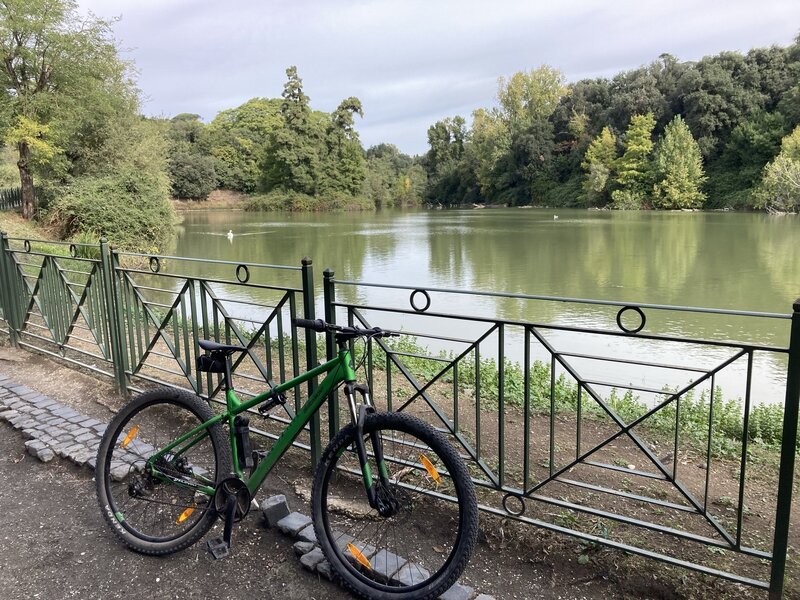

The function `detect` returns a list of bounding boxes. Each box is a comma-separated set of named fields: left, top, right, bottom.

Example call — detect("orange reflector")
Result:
left=420, top=453, right=441, bottom=484
left=120, top=425, right=139, bottom=449
left=348, top=543, right=372, bottom=569
left=176, top=507, right=195, bottom=524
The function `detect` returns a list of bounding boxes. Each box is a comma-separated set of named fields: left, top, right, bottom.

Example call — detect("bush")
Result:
left=169, top=152, right=217, bottom=200
left=244, top=189, right=374, bottom=212
left=48, top=169, right=175, bottom=252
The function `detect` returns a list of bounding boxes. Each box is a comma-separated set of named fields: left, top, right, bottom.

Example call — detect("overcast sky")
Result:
left=78, top=0, right=800, bottom=156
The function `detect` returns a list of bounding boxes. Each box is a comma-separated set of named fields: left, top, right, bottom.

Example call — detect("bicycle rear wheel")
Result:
left=312, top=412, right=478, bottom=600
left=95, top=388, right=231, bottom=555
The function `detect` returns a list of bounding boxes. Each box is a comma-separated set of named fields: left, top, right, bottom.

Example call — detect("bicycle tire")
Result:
left=95, top=388, right=232, bottom=555
left=312, top=412, right=478, bottom=600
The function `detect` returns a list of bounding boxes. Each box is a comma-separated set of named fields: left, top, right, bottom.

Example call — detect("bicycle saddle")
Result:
left=198, top=340, right=247, bottom=354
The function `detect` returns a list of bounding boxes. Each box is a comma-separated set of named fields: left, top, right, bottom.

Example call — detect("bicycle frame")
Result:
left=150, top=346, right=358, bottom=498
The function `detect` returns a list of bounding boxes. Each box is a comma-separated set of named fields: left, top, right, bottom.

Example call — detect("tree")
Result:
left=651, top=115, right=707, bottom=208
left=262, top=66, right=321, bottom=194
left=0, top=0, right=130, bottom=218
left=323, top=97, right=365, bottom=195
left=169, top=152, right=217, bottom=200
left=612, top=113, right=656, bottom=208
left=754, top=125, right=800, bottom=212
left=168, top=114, right=205, bottom=150
left=581, top=126, right=617, bottom=203
left=497, top=66, right=566, bottom=132
left=206, top=98, right=282, bottom=192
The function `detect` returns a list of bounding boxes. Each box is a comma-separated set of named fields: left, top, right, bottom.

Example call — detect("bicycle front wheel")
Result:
left=95, top=388, right=231, bottom=555
left=312, top=412, right=478, bottom=600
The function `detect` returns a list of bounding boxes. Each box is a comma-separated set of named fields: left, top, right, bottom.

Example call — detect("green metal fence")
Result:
left=0, top=232, right=796, bottom=598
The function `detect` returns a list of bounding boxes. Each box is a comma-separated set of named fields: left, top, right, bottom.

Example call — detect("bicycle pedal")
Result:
left=207, top=537, right=229, bottom=560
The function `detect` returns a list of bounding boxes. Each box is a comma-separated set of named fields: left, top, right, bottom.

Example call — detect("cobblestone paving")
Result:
left=0, top=375, right=107, bottom=467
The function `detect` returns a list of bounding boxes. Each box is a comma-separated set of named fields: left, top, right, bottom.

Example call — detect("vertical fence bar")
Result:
left=703, top=375, right=716, bottom=512
left=323, top=268, right=339, bottom=439
left=736, top=350, right=754, bottom=548
left=769, top=300, right=800, bottom=600
left=110, top=250, right=129, bottom=394
left=550, top=354, right=556, bottom=476
left=475, top=345, right=481, bottom=460
left=301, top=257, right=320, bottom=467
left=99, top=239, right=126, bottom=395
left=498, top=324, right=505, bottom=488
left=0, top=232, right=19, bottom=346
left=523, top=326, right=531, bottom=491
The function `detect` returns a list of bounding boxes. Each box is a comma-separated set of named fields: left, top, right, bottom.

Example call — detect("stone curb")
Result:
left=263, top=495, right=492, bottom=600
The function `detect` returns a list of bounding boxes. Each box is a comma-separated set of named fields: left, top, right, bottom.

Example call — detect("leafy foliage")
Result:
left=419, top=37, right=800, bottom=210
left=0, top=0, right=141, bottom=218
left=754, top=125, right=800, bottom=212
left=581, top=126, right=617, bottom=204
left=651, top=115, right=707, bottom=208
left=48, top=167, right=174, bottom=252
left=611, top=113, right=656, bottom=208
left=169, top=152, right=217, bottom=200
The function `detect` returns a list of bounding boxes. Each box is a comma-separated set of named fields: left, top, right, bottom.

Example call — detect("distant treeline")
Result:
left=3, top=0, right=799, bottom=258
left=164, top=36, right=800, bottom=212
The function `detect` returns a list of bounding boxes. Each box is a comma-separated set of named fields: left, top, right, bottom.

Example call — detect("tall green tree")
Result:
left=323, top=97, right=365, bottom=195
left=754, top=124, right=800, bottom=212
left=612, top=113, right=656, bottom=208
left=0, top=0, right=131, bottom=218
left=651, top=115, right=707, bottom=208
left=263, top=66, right=321, bottom=194
left=581, top=126, right=617, bottom=203
left=206, top=98, right=281, bottom=192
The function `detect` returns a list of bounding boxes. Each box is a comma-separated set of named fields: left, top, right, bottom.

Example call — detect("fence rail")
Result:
left=0, top=231, right=796, bottom=598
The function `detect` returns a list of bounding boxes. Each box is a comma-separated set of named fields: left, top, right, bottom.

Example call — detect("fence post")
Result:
left=323, top=268, right=339, bottom=440
left=99, top=239, right=127, bottom=396
left=0, top=232, right=19, bottom=347
left=301, top=257, right=321, bottom=467
left=769, top=299, right=800, bottom=599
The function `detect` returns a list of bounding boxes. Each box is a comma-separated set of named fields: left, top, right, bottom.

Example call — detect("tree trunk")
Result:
left=17, top=141, right=36, bottom=220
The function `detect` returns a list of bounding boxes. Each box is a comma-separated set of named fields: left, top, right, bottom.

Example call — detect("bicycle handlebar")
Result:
left=292, top=318, right=399, bottom=339
left=293, top=318, right=328, bottom=332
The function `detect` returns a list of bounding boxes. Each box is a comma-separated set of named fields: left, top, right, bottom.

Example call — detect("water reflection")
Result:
left=166, top=208, right=798, bottom=403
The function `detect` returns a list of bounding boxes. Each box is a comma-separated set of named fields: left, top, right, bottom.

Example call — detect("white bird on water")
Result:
left=227, top=230, right=234, bottom=241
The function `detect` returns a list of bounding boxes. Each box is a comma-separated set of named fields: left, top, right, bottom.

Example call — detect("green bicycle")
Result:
left=95, top=319, right=479, bottom=600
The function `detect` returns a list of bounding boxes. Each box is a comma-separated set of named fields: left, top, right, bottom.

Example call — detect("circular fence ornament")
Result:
left=616, top=305, right=646, bottom=334
left=149, top=256, right=161, bottom=273
left=502, top=493, right=526, bottom=517
left=409, top=289, right=431, bottom=313
left=69, top=244, right=78, bottom=258
left=23, top=240, right=31, bottom=253
left=235, top=264, right=250, bottom=284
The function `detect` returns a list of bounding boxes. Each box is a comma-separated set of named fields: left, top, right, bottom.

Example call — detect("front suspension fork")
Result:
left=344, top=383, right=390, bottom=510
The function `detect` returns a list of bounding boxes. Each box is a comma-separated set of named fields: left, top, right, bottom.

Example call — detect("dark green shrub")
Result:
left=169, top=152, right=217, bottom=200
left=48, top=169, right=174, bottom=252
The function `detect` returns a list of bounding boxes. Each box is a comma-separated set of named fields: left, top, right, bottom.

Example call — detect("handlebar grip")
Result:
left=292, top=318, right=327, bottom=332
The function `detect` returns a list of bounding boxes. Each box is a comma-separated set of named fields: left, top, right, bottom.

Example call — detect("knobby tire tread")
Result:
left=95, top=388, right=231, bottom=556
left=311, top=411, right=479, bottom=600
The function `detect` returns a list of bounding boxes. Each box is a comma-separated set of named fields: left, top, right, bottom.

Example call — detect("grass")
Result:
left=383, top=335, right=794, bottom=459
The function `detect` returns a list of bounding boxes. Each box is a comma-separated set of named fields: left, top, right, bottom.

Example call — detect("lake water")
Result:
left=169, top=208, right=799, bottom=404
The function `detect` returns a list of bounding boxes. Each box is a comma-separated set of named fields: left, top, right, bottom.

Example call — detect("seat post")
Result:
left=222, top=355, right=234, bottom=391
